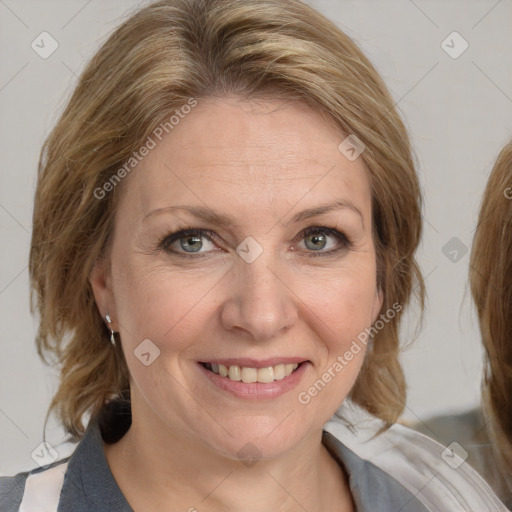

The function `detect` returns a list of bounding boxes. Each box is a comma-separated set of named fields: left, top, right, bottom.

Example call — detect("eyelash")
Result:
left=158, top=224, right=353, bottom=260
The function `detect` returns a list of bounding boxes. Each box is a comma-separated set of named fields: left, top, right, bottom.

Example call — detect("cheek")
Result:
left=298, top=264, right=378, bottom=342
left=111, top=245, right=378, bottom=361
left=112, top=258, right=223, bottom=350
left=301, top=269, right=377, bottom=392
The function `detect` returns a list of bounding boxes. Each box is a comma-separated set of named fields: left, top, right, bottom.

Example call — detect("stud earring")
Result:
left=105, top=311, right=116, bottom=346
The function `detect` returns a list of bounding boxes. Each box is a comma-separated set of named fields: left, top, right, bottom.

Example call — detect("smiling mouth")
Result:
left=200, top=362, right=304, bottom=383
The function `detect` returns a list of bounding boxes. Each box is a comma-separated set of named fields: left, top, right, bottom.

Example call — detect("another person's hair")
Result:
left=470, top=140, right=512, bottom=475
left=29, top=0, right=424, bottom=439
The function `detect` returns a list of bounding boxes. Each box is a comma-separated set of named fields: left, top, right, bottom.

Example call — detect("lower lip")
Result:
left=197, top=362, right=310, bottom=399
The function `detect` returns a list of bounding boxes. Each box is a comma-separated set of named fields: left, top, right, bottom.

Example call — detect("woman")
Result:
left=469, top=140, right=512, bottom=507
left=0, top=0, right=506, bottom=510
left=412, top=142, right=512, bottom=509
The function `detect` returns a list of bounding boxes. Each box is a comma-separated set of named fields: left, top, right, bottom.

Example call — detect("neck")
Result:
left=103, top=401, right=354, bottom=512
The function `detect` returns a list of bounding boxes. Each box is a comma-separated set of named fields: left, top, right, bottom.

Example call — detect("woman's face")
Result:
left=92, top=96, right=383, bottom=460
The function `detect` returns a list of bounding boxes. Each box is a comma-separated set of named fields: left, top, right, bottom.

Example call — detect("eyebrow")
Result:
left=144, top=200, right=364, bottom=229
left=289, top=200, right=363, bottom=226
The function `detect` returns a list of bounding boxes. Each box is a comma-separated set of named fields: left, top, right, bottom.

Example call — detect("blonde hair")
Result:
left=30, top=0, right=424, bottom=439
left=470, top=140, right=512, bottom=475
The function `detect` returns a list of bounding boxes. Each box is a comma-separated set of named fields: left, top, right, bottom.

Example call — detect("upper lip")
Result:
left=199, top=357, right=308, bottom=368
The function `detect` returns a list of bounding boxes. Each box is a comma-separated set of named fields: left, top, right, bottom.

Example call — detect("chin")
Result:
left=196, top=413, right=313, bottom=463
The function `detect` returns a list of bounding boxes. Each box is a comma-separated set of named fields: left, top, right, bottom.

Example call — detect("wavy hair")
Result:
left=470, top=140, right=512, bottom=476
left=29, top=0, right=424, bottom=439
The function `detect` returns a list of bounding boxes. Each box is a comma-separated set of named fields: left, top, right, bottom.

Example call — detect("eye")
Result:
left=295, top=226, right=352, bottom=257
left=160, top=228, right=218, bottom=257
left=158, top=225, right=352, bottom=259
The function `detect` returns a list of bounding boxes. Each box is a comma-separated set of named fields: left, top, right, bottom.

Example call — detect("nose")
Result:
left=220, top=256, right=298, bottom=341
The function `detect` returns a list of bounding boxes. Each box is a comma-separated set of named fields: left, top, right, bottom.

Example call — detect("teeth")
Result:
left=257, top=366, right=274, bottom=383
left=241, top=367, right=257, bottom=383
left=274, top=364, right=285, bottom=380
left=210, top=362, right=300, bottom=383
left=228, top=365, right=241, bottom=381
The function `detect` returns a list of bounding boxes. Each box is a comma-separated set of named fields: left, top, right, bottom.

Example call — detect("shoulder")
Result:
left=0, top=459, right=69, bottom=512
left=323, top=402, right=509, bottom=512
left=0, top=401, right=132, bottom=512
left=411, top=407, right=512, bottom=509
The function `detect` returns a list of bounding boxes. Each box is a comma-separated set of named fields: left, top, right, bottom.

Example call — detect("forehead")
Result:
left=124, top=97, right=371, bottom=220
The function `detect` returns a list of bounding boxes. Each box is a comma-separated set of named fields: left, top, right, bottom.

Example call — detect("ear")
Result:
left=89, top=258, right=118, bottom=330
left=370, top=287, right=384, bottom=324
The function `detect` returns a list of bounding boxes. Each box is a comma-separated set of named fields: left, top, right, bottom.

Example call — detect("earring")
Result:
left=105, top=311, right=116, bottom=346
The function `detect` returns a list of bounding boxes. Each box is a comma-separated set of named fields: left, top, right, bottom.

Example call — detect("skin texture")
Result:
left=90, top=96, right=383, bottom=511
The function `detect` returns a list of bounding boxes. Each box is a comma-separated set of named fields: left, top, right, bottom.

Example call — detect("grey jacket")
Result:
left=0, top=402, right=508, bottom=511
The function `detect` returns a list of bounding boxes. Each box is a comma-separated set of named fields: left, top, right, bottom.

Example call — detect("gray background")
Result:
left=1, top=0, right=511, bottom=474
